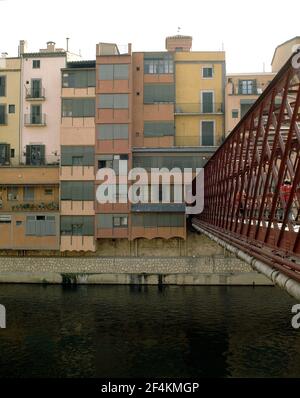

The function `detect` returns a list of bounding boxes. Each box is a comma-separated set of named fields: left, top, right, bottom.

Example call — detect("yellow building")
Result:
left=170, top=37, right=225, bottom=148
left=0, top=55, right=21, bottom=165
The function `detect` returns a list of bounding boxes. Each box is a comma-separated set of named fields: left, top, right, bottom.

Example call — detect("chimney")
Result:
left=47, top=41, right=56, bottom=52
left=18, top=40, right=28, bottom=56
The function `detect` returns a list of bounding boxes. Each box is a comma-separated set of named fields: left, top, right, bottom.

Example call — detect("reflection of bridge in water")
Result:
left=193, top=51, right=300, bottom=299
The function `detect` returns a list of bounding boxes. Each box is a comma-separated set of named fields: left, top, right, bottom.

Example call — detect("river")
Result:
left=0, top=284, right=299, bottom=378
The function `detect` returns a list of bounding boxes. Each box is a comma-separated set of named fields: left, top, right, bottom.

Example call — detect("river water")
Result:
left=0, top=284, right=299, bottom=378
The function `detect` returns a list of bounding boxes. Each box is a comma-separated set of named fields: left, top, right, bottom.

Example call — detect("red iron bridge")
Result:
left=192, top=50, right=300, bottom=299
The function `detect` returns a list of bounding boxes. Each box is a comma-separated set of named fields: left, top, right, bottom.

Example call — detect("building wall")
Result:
left=0, top=212, right=60, bottom=250
left=225, top=73, right=275, bottom=134
left=0, top=57, right=21, bottom=163
left=175, top=51, right=225, bottom=147
left=21, top=55, right=66, bottom=164
left=95, top=48, right=132, bottom=242
left=60, top=66, right=96, bottom=252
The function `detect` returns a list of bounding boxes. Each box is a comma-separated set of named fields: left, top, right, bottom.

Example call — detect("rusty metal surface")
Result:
left=194, top=51, right=300, bottom=280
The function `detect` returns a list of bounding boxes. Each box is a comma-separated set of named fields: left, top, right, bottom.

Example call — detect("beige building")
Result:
left=272, top=36, right=300, bottom=73
left=225, top=72, right=275, bottom=135
left=0, top=54, right=21, bottom=165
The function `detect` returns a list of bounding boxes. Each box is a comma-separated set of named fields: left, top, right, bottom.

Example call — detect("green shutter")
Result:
left=144, top=121, right=174, bottom=137
left=144, top=84, right=175, bottom=104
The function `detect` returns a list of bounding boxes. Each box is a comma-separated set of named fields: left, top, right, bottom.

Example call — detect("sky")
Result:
left=0, top=0, right=299, bottom=73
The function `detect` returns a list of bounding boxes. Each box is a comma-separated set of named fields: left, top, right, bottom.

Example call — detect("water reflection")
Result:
left=0, top=284, right=298, bottom=378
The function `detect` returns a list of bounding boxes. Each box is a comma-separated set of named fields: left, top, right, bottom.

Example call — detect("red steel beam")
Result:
left=194, top=51, right=300, bottom=278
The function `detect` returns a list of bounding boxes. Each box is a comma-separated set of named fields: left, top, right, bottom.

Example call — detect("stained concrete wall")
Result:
left=0, top=254, right=272, bottom=286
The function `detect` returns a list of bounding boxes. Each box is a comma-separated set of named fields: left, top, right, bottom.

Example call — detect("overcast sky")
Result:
left=1, top=0, right=299, bottom=73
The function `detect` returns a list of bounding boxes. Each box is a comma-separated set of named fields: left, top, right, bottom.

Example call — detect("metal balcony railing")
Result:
left=24, top=114, right=46, bottom=126
left=25, top=86, right=45, bottom=99
left=0, top=113, right=7, bottom=125
left=175, top=103, right=224, bottom=114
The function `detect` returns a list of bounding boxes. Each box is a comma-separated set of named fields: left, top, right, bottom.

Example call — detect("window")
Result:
left=113, top=216, right=128, bottom=228
left=201, top=121, right=215, bottom=146
left=144, top=54, right=173, bottom=74
left=0, top=143, right=10, bottom=165
left=98, top=94, right=128, bottom=109
left=175, top=47, right=183, bottom=52
left=8, top=104, right=15, bottom=114
left=30, top=104, right=42, bottom=124
left=72, top=224, right=83, bottom=236
left=132, top=213, right=185, bottom=227
left=62, top=70, right=95, bottom=88
left=97, top=124, right=129, bottom=140
left=97, top=154, right=128, bottom=175
left=0, top=104, right=6, bottom=124
left=60, top=216, right=94, bottom=236
left=26, top=215, right=56, bottom=236
left=61, top=146, right=94, bottom=166
left=99, top=64, right=129, bottom=80
left=202, top=67, right=213, bottom=78
left=61, top=181, right=94, bottom=201
left=201, top=91, right=214, bottom=113
left=232, top=109, right=239, bottom=118
left=23, top=186, right=34, bottom=201
left=144, top=121, right=174, bottom=137
left=7, top=187, right=18, bottom=201
left=10, top=149, right=15, bottom=158
left=32, top=60, right=40, bottom=69
left=72, top=156, right=83, bottom=166
left=97, top=214, right=128, bottom=229
left=26, top=145, right=45, bottom=166
left=239, top=80, right=257, bottom=95
left=144, top=84, right=175, bottom=104
left=31, top=79, right=42, bottom=98
left=62, top=98, right=95, bottom=117
left=0, top=76, right=6, bottom=96
left=44, top=188, right=53, bottom=196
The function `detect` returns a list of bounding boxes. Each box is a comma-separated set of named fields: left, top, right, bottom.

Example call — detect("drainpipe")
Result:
left=192, top=223, right=300, bottom=300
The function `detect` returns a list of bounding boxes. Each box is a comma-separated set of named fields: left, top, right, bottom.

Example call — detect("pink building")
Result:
left=20, top=41, right=79, bottom=166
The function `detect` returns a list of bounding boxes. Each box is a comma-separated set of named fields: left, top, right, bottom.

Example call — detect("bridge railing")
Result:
left=193, top=51, right=300, bottom=280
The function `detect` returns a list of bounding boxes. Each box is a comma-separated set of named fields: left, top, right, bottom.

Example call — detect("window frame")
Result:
left=32, top=60, right=41, bottom=69
left=202, top=67, right=213, bottom=79
left=0, top=75, right=6, bottom=97
left=200, top=120, right=215, bottom=147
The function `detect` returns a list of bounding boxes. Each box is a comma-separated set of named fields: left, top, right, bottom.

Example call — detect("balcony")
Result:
left=25, top=87, right=45, bottom=100
left=0, top=113, right=7, bottom=125
left=0, top=201, right=59, bottom=212
left=175, top=103, right=224, bottom=115
left=24, top=114, right=46, bottom=126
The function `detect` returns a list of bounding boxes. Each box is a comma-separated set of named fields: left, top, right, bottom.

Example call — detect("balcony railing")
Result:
left=175, top=103, right=224, bottom=114
left=174, top=135, right=225, bottom=147
left=25, top=87, right=45, bottom=100
left=24, top=114, right=46, bottom=126
left=0, top=201, right=59, bottom=212
left=0, top=114, right=8, bottom=125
